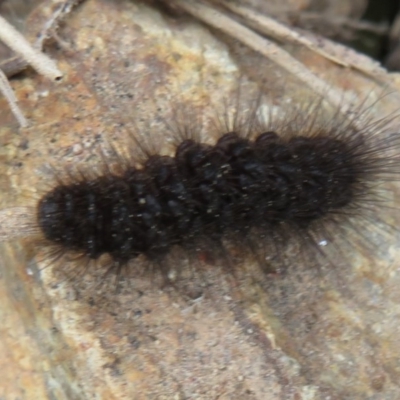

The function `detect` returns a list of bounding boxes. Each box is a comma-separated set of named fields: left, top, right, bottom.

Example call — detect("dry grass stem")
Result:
left=0, top=14, right=62, bottom=81
left=0, top=68, right=27, bottom=127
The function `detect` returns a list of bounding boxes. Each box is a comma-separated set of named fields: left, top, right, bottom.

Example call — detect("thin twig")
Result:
left=0, top=55, right=28, bottom=78
left=0, top=68, right=28, bottom=127
left=221, top=2, right=348, bottom=67
left=169, top=0, right=344, bottom=110
left=0, top=0, right=82, bottom=78
left=298, top=12, right=389, bottom=36
left=35, top=0, right=83, bottom=50
left=0, top=14, right=62, bottom=81
left=0, top=0, right=83, bottom=127
left=222, top=1, right=389, bottom=82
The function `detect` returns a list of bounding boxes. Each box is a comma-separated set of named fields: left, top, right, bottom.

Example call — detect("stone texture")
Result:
left=1, top=0, right=400, bottom=399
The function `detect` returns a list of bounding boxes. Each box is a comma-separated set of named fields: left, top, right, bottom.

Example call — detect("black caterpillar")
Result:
left=37, top=117, right=400, bottom=274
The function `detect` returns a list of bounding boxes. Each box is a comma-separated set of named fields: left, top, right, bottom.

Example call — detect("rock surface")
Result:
left=1, top=0, right=400, bottom=399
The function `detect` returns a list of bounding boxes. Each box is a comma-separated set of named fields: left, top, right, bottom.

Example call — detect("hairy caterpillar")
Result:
left=2, top=87, right=400, bottom=289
